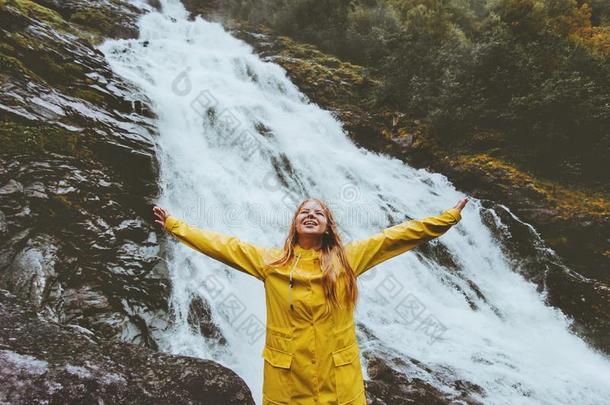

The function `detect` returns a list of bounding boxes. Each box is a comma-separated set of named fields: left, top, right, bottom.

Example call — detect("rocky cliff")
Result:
left=0, top=1, right=255, bottom=403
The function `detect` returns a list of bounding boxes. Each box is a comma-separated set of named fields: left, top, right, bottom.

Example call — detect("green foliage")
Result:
left=227, top=0, right=393, bottom=64
left=226, top=0, right=609, bottom=183
left=586, top=0, right=610, bottom=25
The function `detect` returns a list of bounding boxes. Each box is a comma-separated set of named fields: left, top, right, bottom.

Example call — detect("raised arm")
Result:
left=163, top=215, right=269, bottom=282
left=345, top=207, right=462, bottom=277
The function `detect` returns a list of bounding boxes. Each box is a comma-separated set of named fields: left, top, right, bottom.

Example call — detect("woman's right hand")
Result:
left=153, top=206, right=171, bottom=228
left=453, top=197, right=469, bottom=213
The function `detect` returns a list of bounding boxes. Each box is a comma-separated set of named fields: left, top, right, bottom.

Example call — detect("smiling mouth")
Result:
left=303, top=220, right=317, bottom=226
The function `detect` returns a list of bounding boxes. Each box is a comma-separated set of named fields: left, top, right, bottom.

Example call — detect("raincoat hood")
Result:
left=293, top=244, right=322, bottom=259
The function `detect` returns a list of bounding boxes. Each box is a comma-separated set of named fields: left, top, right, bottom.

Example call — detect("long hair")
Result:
left=266, top=198, right=358, bottom=316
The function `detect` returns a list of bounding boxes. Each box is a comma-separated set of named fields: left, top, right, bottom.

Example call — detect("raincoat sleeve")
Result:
left=345, top=208, right=462, bottom=277
left=164, top=215, right=268, bottom=281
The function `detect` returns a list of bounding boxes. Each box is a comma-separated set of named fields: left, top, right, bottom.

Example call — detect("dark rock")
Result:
left=188, top=295, right=227, bottom=345
left=114, top=218, right=150, bottom=242
left=0, top=289, right=255, bottom=404
left=23, top=181, right=48, bottom=199
left=0, top=179, right=23, bottom=195
left=0, top=153, right=170, bottom=347
left=0, top=211, right=6, bottom=238
left=181, top=0, right=224, bottom=20
left=0, top=234, right=59, bottom=308
left=363, top=351, right=485, bottom=404
left=148, top=0, right=162, bottom=12
left=34, top=0, right=143, bottom=40
left=0, top=1, right=167, bottom=349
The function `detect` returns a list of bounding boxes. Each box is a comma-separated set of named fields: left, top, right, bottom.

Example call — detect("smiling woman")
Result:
left=296, top=201, right=329, bottom=246
left=153, top=197, right=467, bottom=404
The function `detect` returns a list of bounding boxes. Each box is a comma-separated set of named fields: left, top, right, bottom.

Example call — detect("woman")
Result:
left=153, top=197, right=468, bottom=405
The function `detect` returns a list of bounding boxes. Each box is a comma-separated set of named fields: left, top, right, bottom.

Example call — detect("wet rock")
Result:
left=0, top=1, right=166, bottom=350
left=0, top=289, right=255, bottom=404
left=34, top=0, right=143, bottom=40
left=23, top=181, right=48, bottom=199
left=114, top=218, right=150, bottom=242
left=188, top=295, right=227, bottom=345
left=63, top=286, right=110, bottom=317
left=363, top=351, right=485, bottom=404
left=1, top=234, right=59, bottom=308
left=181, top=0, right=223, bottom=20
left=0, top=179, right=23, bottom=196
left=147, top=0, right=162, bottom=12
left=0, top=211, right=6, bottom=238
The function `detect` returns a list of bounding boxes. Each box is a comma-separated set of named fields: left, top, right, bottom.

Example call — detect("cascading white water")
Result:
left=100, top=1, right=610, bottom=404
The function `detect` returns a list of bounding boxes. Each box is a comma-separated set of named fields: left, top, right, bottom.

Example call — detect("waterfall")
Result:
left=99, top=1, right=610, bottom=403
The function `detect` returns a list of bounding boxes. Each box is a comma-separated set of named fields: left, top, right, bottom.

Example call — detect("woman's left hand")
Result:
left=453, top=197, right=469, bottom=212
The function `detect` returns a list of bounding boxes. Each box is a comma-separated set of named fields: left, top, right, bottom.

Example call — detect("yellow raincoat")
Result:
left=164, top=207, right=462, bottom=404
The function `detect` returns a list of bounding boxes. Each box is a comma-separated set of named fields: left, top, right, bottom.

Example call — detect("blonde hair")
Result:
left=266, top=198, right=358, bottom=316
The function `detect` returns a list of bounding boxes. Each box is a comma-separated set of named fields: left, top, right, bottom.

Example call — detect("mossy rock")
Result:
left=3, top=0, right=123, bottom=46
left=71, top=88, right=107, bottom=106
left=2, top=32, right=84, bottom=83
left=0, top=41, right=15, bottom=53
left=70, top=9, right=113, bottom=34
left=0, top=121, right=91, bottom=158
left=454, top=153, right=610, bottom=220
left=40, top=57, right=84, bottom=84
left=69, top=7, right=137, bottom=40
left=5, top=0, right=68, bottom=30
left=0, top=52, right=32, bottom=76
left=9, top=31, right=43, bottom=51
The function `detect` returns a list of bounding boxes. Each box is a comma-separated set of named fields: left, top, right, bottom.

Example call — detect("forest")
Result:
left=224, top=0, right=610, bottom=187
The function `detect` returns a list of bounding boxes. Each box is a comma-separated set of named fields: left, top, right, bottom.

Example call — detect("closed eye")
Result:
left=300, top=209, right=324, bottom=215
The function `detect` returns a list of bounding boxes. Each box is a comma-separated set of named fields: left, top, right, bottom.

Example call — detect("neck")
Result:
left=297, top=235, right=322, bottom=251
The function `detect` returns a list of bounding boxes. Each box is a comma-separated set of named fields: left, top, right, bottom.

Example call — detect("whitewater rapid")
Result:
left=100, top=1, right=610, bottom=404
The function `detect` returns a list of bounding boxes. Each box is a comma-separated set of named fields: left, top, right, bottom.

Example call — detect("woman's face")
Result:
left=295, top=200, right=328, bottom=238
